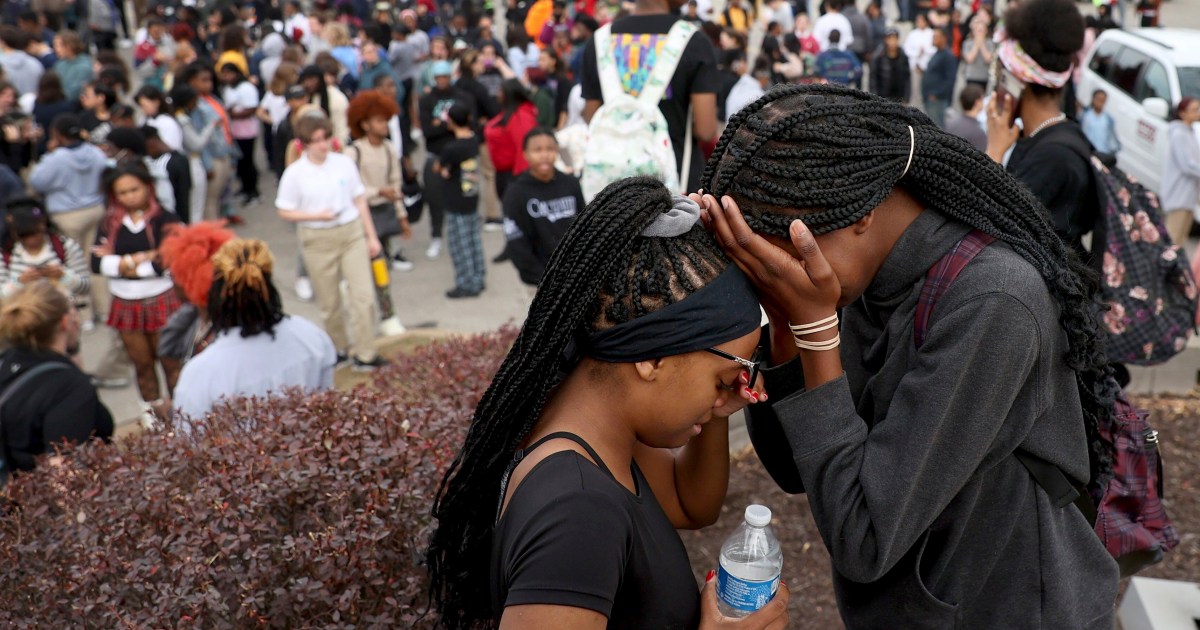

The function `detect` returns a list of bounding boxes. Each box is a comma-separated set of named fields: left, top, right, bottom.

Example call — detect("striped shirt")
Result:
left=0, top=233, right=91, bottom=301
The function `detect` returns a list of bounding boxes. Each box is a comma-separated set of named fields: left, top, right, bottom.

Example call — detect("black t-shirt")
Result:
left=491, top=449, right=700, bottom=629
left=1007, top=121, right=1097, bottom=260
left=581, top=14, right=719, bottom=192
left=438, top=135, right=482, bottom=213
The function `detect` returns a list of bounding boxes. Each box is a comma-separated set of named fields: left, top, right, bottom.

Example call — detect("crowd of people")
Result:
left=0, top=0, right=1193, bottom=625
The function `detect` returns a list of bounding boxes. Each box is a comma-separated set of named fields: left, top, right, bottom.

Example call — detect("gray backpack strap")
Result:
left=0, top=362, right=73, bottom=481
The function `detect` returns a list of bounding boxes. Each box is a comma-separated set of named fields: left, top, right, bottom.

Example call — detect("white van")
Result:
left=1077, top=28, right=1200, bottom=197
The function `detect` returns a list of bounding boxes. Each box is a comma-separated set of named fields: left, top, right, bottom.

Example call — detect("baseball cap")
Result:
left=885, top=27, right=899, bottom=37
left=432, top=60, right=453, bottom=76
left=285, top=85, right=308, bottom=100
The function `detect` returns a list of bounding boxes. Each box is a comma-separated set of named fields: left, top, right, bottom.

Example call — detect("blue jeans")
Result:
left=924, top=97, right=947, bottom=129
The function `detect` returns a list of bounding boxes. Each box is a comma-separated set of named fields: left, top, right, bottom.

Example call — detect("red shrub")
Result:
left=0, top=328, right=517, bottom=628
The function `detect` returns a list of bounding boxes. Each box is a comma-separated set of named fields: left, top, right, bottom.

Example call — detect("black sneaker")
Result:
left=445, top=287, right=482, bottom=299
left=351, top=356, right=388, bottom=372
left=391, top=251, right=415, bottom=272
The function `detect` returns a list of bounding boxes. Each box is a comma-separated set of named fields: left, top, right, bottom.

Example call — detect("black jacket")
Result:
left=0, top=348, right=112, bottom=473
left=870, top=47, right=911, bottom=102
left=164, top=151, right=192, bottom=223
left=419, top=87, right=478, bottom=155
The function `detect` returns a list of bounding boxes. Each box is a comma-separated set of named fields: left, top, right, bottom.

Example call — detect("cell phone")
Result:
left=993, top=64, right=1024, bottom=124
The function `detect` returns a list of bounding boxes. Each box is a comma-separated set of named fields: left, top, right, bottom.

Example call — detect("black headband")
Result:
left=585, top=265, right=761, bottom=363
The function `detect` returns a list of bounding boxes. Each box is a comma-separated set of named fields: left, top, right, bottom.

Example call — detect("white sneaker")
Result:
left=295, top=277, right=314, bottom=302
left=425, top=238, right=443, bottom=260
left=379, top=317, right=407, bottom=337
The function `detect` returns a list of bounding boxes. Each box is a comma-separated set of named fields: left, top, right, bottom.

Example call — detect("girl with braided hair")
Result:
left=699, top=84, right=1119, bottom=627
left=428, top=177, right=789, bottom=630
left=172, top=238, right=336, bottom=421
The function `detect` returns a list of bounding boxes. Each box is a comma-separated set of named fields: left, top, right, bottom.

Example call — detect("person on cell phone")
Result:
left=0, top=199, right=91, bottom=302
left=985, top=0, right=1095, bottom=261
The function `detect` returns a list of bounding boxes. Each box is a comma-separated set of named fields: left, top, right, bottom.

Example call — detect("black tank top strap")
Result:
left=496, top=431, right=615, bottom=523
left=520, top=431, right=614, bottom=479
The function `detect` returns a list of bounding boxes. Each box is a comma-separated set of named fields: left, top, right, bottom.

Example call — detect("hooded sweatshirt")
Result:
left=259, top=33, right=287, bottom=86
left=29, top=142, right=108, bottom=213
left=0, top=49, right=45, bottom=96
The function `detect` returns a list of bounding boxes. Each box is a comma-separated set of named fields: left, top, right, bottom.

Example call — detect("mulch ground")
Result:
left=681, top=395, right=1200, bottom=628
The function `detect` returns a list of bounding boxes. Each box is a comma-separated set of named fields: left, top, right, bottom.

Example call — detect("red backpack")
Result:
left=914, top=230, right=1179, bottom=577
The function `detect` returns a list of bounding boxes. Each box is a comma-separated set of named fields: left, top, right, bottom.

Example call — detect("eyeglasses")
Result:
left=705, top=346, right=763, bottom=390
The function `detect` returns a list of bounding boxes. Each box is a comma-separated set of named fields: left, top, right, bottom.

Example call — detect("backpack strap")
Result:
left=913, top=230, right=1090, bottom=515
left=593, top=24, right=624, bottom=104
left=913, top=229, right=995, bottom=350
left=0, top=361, right=73, bottom=482
left=637, top=21, right=697, bottom=111
left=50, top=233, right=66, bottom=265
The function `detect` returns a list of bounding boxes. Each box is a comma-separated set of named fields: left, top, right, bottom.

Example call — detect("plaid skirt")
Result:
left=107, top=290, right=182, bottom=333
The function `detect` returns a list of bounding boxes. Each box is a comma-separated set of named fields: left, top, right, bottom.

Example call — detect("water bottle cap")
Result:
left=744, top=504, right=772, bottom=527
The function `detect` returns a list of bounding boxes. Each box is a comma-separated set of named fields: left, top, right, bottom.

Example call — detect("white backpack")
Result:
left=581, top=20, right=697, bottom=203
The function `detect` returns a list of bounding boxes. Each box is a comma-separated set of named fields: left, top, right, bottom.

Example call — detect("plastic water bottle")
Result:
left=716, top=504, right=783, bottom=618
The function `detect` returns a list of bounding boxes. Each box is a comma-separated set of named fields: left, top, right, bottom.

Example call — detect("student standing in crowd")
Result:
left=0, top=280, right=112, bottom=477
left=346, top=90, right=412, bottom=264
left=419, top=60, right=476, bottom=260
left=91, top=163, right=183, bottom=417
left=580, top=0, right=719, bottom=194
left=134, top=86, right=183, bottom=153
left=814, top=0, right=853, bottom=52
left=961, top=15, right=995, bottom=93
left=155, top=221, right=235, bottom=376
left=484, top=79, right=539, bottom=205
left=173, top=238, right=335, bottom=420
left=921, top=29, right=957, bottom=129
left=871, top=28, right=911, bottom=103
left=180, top=62, right=237, bottom=223
left=219, top=62, right=261, bottom=206
left=986, top=0, right=1095, bottom=260
left=815, top=31, right=862, bottom=86
left=437, top=103, right=486, bottom=299
left=0, top=199, right=90, bottom=303
left=141, top=126, right=193, bottom=224
left=51, top=32, right=92, bottom=102
left=169, top=85, right=218, bottom=226
left=275, top=113, right=385, bottom=372
left=501, top=128, right=580, bottom=295
left=1079, top=89, right=1121, bottom=160
left=702, top=83, right=1119, bottom=629
left=946, top=84, right=988, bottom=151
left=1162, top=98, right=1200, bottom=247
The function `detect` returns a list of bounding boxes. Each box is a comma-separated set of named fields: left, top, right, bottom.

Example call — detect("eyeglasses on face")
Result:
left=705, top=346, right=763, bottom=390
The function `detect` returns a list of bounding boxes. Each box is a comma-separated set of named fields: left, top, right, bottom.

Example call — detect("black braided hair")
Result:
left=702, top=83, right=1114, bottom=485
left=427, top=177, right=731, bottom=629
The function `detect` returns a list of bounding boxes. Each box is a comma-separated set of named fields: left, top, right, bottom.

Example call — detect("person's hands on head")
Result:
left=712, top=370, right=768, bottom=419
left=700, top=193, right=839, bottom=324
left=698, top=570, right=790, bottom=630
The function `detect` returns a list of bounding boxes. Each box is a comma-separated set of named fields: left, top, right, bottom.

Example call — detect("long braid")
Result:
left=427, top=177, right=733, bottom=628
left=703, top=84, right=1114, bottom=486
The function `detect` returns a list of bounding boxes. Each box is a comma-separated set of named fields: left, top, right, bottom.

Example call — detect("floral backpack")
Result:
left=1091, top=156, right=1198, bottom=365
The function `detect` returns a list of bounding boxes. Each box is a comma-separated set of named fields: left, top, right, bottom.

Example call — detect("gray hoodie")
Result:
left=0, top=50, right=45, bottom=96
left=29, top=142, right=109, bottom=213
left=259, top=33, right=287, bottom=86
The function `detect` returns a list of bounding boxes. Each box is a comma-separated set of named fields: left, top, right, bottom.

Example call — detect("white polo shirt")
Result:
left=275, top=152, right=366, bottom=229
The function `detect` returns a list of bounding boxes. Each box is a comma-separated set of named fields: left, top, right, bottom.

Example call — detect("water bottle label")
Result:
left=716, top=565, right=779, bottom=613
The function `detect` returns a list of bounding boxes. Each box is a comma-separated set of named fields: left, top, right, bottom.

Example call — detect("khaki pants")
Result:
left=204, top=156, right=232, bottom=221
left=299, top=220, right=378, bottom=361
left=1166, top=209, right=1193, bottom=249
left=52, top=204, right=105, bottom=314
left=477, top=145, right=502, bottom=222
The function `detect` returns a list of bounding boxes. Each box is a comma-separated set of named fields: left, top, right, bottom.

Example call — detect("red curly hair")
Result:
left=347, top=89, right=401, bottom=140
left=158, top=221, right=236, bottom=308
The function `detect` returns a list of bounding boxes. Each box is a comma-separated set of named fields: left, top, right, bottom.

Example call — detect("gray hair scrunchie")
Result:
left=641, top=195, right=702, bottom=238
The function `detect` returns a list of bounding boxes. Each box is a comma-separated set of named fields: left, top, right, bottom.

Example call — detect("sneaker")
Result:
left=351, top=355, right=389, bottom=372
left=242, top=195, right=263, bottom=207
left=90, top=375, right=131, bottom=389
left=426, top=238, right=443, bottom=260
left=295, top=277, right=314, bottom=302
left=379, top=317, right=407, bottom=337
left=483, top=220, right=504, bottom=233
left=81, top=319, right=96, bottom=332
left=445, top=286, right=482, bottom=299
left=336, top=351, right=350, bottom=365
left=391, top=251, right=415, bottom=272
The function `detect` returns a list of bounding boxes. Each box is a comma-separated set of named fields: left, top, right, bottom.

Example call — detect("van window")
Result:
left=1111, top=47, right=1150, bottom=96
left=1137, top=61, right=1171, bottom=102
left=1180, top=67, right=1200, bottom=101
left=1088, top=40, right=1121, bottom=81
